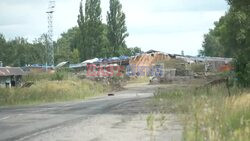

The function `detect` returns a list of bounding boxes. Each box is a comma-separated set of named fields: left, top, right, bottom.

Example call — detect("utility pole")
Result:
left=46, top=0, right=55, bottom=66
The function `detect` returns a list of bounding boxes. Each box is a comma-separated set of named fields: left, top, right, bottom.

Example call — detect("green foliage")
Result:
left=126, top=47, right=143, bottom=56
left=0, top=0, right=140, bottom=67
left=146, top=113, right=155, bottom=131
left=200, top=1, right=250, bottom=87
left=0, top=34, right=47, bottom=66
left=54, top=27, right=80, bottom=64
left=77, top=0, right=107, bottom=60
left=234, top=52, right=250, bottom=87
left=71, top=48, right=80, bottom=64
left=51, top=71, right=66, bottom=81
left=107, top=0, right=129, bottom=57
left=23, top=73, right=54, bottom=82
left=191, top=63, right=205, bottom=73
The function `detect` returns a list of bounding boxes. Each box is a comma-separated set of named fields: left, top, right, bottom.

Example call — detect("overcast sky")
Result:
left=0, top=0, right=229, bottom=56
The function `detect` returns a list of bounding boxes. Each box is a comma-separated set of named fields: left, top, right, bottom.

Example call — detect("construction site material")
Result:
left=129, top=52, right=170, bottom=77
left=130, top=52, right=170, bottom=67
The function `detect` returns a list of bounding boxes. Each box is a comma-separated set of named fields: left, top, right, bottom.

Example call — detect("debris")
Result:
left=108, top=93, right=115, bottom=96
left=21, top=82, right=34, bottom=88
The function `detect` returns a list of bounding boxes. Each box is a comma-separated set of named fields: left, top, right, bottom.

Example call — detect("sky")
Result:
left=0, top=0, right=229, bottom=56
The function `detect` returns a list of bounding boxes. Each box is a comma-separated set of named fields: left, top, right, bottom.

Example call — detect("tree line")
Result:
left=200, top=0, right=250, bottom=87
left=0, top=0, right=142, bottom=67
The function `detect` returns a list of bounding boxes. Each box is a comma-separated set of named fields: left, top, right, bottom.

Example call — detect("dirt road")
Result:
left=0, top=83, right=182, bottom=141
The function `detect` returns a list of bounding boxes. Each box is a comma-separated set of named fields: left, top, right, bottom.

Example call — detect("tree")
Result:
left=201, top=0, right=250, bottom=86
left=77, top=0, right=87, bottom=60
left=55, top=27, right=80, bottom=64
left=125, top=47, right=142, bottom=56
left=107, top=0, right=129, bottom=57
left=227, top=0, right=250, bottom=87
left=78, top=0, right=105, bottom=60
left=71, top=48, right=80, bottom=64
left=0, top=34, right=7, bottom=65
left=35, top=34, right=50, bottom=64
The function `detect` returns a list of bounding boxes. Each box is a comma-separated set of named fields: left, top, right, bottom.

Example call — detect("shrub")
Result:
left=51, top=71, right=66, bottom=81
left=234, top=51, right=250, bottom=87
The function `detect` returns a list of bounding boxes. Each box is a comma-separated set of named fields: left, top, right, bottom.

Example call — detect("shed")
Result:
left=0, top=67, right=26, bottom=88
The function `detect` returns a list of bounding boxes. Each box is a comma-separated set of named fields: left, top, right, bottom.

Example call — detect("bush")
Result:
left=191, top=64, right=205, bottom=73
left=51, top=71, right=66, bottom=81
left=23, top=73, right=54, bottom=82
left=234, top=51, right=250, bottom=87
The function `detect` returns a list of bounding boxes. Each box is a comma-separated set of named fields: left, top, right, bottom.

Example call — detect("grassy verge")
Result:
left=154, top=84, right=250, bottom=141
left=128, top=76, right=150, bottom=84
left=0, top=79, right=109, bottom=106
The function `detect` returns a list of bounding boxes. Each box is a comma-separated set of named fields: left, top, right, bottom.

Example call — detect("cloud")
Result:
left=120, top=0, right=227, bottom=55
left=128, top=31, right=205, bottom=55
left=151, top=0, right=228, bottom=12
left=0, top=0, right=228, bottom=56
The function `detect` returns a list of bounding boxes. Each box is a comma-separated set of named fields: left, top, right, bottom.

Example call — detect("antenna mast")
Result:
left=46, top=0, right=55, bottom=66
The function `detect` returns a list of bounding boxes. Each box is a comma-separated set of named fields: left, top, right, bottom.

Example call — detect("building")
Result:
left=0, top=67, right=26, bottom=88
left=129, top=51, right=170, bottom=76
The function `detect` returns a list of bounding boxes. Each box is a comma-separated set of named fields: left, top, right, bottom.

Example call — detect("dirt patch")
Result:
left=25, top=114, right=182, bottom=141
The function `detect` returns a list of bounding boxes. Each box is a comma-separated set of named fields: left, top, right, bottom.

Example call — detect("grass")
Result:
left=147, top=113, right=155, bottom=131
left=128, top=76, right=150, bottom=84
left=23, top=71, right=71, bottom=82
left=154, top=84, right=250, bottom=141
left=0, top=79, right=109, bottom=106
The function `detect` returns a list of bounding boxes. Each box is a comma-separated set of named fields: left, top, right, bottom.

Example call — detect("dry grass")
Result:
left=154, top=85, right=250, bottom=141
left=128, top=76, right=150, bottom=84
left=0, top=79, right=109, bottom=106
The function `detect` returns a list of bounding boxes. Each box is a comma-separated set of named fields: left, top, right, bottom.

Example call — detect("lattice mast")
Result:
left=46, top=0, right=55, bottom=66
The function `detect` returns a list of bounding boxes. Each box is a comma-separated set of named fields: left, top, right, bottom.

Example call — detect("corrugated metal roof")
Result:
left=0, top=67, right=26, bottom=76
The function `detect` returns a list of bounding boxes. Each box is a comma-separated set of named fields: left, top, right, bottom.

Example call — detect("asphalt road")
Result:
left=0, top=83, right=182, bottom=141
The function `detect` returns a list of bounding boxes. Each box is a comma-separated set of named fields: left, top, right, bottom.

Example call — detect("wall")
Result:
left=0, top=76, right=22, bottom=88
left=0, top=76, right=11, bottom=88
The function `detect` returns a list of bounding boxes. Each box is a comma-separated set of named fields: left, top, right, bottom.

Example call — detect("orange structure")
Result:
left=129, top=52, right=170, bottom=76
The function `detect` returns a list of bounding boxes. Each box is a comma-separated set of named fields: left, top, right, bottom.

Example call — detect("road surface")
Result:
left=0, top=83, right=182, bottom=141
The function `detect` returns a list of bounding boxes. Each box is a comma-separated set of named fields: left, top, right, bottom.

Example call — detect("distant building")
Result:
left=0, top=67, right=26, bottom=88
left=129, top=51, right=170, bottom=76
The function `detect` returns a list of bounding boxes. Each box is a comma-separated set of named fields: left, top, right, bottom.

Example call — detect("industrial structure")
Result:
left=46, top=0, right=55, bottom=66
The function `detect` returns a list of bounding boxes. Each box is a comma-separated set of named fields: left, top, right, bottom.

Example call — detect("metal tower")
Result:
left=46, top=0, right=55, bottom=66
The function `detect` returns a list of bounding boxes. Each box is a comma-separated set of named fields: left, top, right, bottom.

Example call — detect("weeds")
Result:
left=0, top=79, right=109, bottom=106
left=147, top=113, right=155, bottom=131
left=154, top=84, right=250, bottom=141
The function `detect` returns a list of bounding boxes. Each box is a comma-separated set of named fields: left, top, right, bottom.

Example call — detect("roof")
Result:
left=0, top=67, right=26, bottom=76
left=55, top=61, right=69, bottom=68
left=146, top=50, right=159, bottom=54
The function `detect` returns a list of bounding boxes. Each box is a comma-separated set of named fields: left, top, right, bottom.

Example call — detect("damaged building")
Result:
left=129, top=50, right=170, bottom=76
left=0, top=67, right=26, bottom=88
